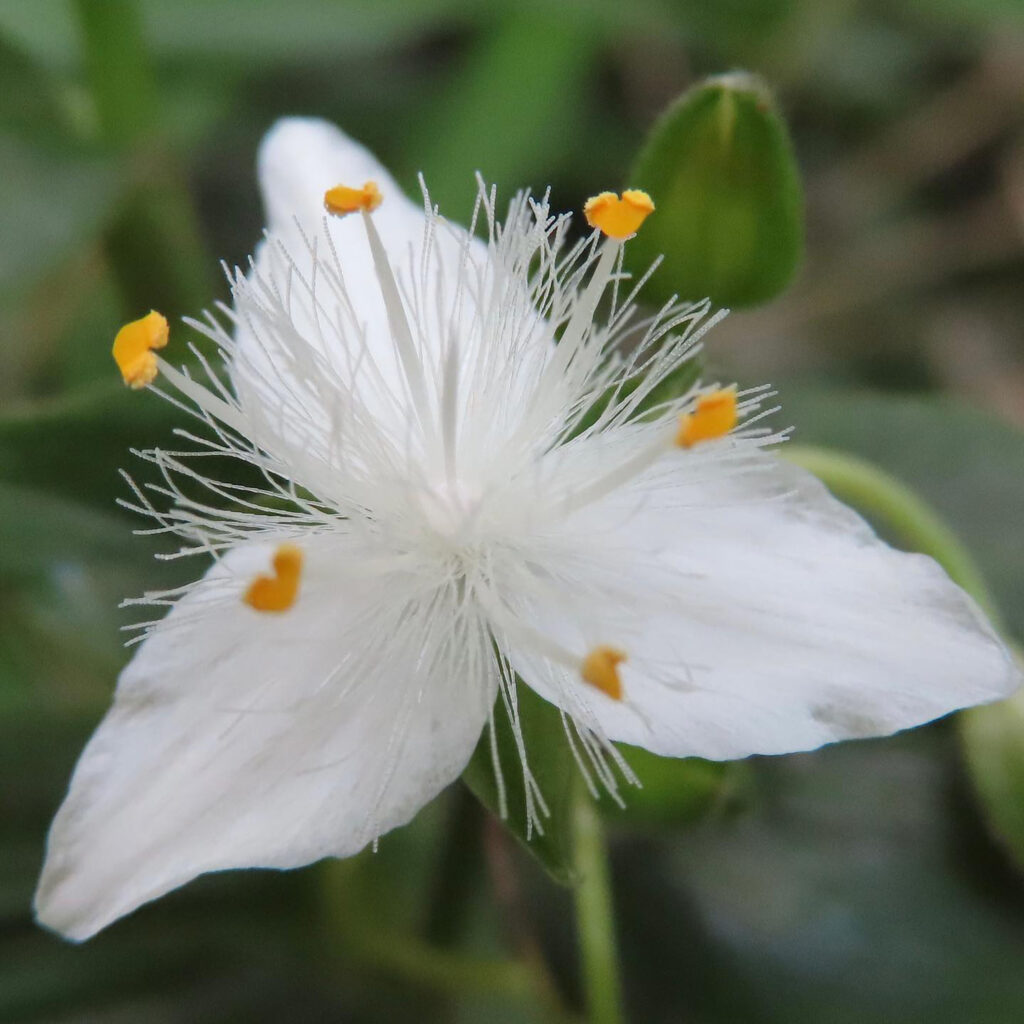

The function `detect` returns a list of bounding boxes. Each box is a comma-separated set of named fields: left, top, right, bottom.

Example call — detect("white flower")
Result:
left=35, top=118, right=1019, bottom=941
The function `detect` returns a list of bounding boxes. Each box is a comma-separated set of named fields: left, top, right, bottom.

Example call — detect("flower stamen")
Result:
left=583, top=189, right=655, bottom=239
left=243, top=544, right=304, bottom=613
left=112, top=311, right=169, bottom=389
left=676, top=387, right=738, bottom=447
left=323, top=181, right=382, bottom=216
left=560, top=425, right=678, bottom=516
left=581, top=646, right=627, bottom=700
left=357, top=205, right=435, bottom=435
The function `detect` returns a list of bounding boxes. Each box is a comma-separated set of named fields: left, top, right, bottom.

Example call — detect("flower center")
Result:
left=419, top=476, right=485, bottom=547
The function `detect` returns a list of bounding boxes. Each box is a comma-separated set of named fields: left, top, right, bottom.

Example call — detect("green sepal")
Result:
left=607, top=746, right=749, bottom=827
left=462, top=681, right=578, bottom=886
left=960, top=676, right=1024, bottom=875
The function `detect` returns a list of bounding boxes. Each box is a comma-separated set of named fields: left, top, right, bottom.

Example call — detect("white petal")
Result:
left=35, top=539, right=495, bottom=941
left=255, top=117, right=434, bottom=302
left=507, top=453, right=1020, bottom=761
left=233, top=120, right=416, bottom=455
left=229, top=118, right=487, bottom=481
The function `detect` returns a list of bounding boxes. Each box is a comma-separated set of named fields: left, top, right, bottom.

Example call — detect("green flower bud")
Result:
left=626, top=72, right=804, bottom=309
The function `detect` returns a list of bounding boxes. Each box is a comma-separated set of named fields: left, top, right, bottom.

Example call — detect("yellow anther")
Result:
left=676, top=387, right=738, bottom=448
left=112, top=311, right=168, bottom=389
left=581, top=646, right=627, bottom=701
left=583, top=189, right=654, bottom=239
left=323, top=180, right=382, bottom=217
left=244, top=543, right=304, bottom=613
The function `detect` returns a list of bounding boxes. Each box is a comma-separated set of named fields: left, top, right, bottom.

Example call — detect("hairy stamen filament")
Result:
left=359, top=208, right=436, bottom=440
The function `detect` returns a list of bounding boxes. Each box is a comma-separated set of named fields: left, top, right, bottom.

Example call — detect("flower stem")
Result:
left=322, top=858, right=532, bottom=998
left=74, top=0, right=213, bottom=319
left=482, top=815, right=578, bottom=1023
left=341, top=923, right=534, bottom=997
left=422, top=787, right=482, bottom=946
left=75, top=0, right=158, bottom=146
left=572, top=785, right=624, bottom=1024
left=784, top=444, right=1001, bottom=624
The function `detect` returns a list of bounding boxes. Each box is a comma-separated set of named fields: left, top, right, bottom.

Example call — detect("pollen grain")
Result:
left=112, top=311, right=169, bottom=389
left=583, top=189, right=654, bottom=239
left=324, top=181, right=382, bottom=217
left=581, top=645, right=627, bottom=701
left=244, top=544, right=304, bottom=613
left=676, top=388, right=738, bottom=448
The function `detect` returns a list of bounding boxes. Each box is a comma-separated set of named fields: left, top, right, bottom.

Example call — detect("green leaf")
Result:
left=0, top=0, right=684, bottom=68
left=0, top=133, right=121, bottom=296
left=462, top=682, right=578, bottom=885
left=0, top=382, right=177, bottom=510
left=140, top=0, right=480, bottom=61
left=672, top=0, right=796, bottom=55
left=0, top=480, right=131, bottom=579
left=0, top=0, right=435, bottom=67
left=0, top=480, right=186, bottom=680
left=903, top=0, right=1024, bottom=25
left=404, top=10, right=598, bottom=214
left=0, top=34, right=69, bottom=143
left=626, top=72, right=804, bottom=309
left=624, top=731, right=1024, bottom=1023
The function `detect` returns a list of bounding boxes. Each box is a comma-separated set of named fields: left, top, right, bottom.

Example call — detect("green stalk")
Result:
left=75, top=0, right=158, bottom=146
left=572, top=786, right=624, bottom=1024
left=785, top=444, right=1000, bottom=623
left=422, top=787, right=482, bottom=946
left=341, top=926, right=533, bottom=997
left=482, top=815, right=578, bottom=1023
left=75, top=0, right=212, bottom=319
left=322, top=859, right=532, bottom=998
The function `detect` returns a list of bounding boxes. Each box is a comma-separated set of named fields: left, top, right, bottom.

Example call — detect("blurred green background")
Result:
left=2, top=0, right=1024, bottom=1021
